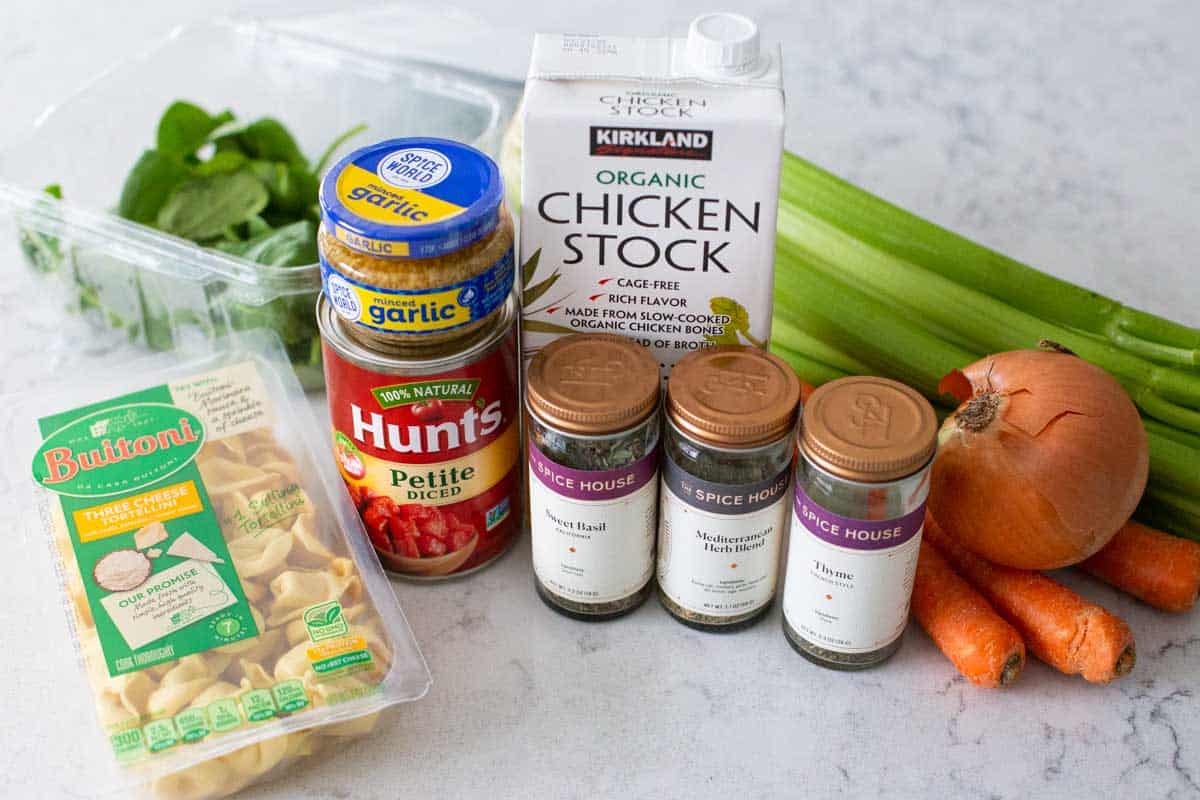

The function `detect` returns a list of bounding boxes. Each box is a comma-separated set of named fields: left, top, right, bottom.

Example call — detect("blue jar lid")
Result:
left=319, top=137, right=504, bottom=260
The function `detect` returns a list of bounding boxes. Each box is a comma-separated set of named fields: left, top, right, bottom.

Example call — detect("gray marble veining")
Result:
left=0, top=1, right=1197, bottom=798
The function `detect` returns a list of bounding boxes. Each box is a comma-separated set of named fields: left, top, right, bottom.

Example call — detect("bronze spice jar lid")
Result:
left=666, top=345, right=801, bottom=448
left=525, top=334, right=660, bottom=435
left=799, top=375, right=938, bottom=483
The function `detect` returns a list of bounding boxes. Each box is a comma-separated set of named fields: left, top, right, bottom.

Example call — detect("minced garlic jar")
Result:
left=318, top=138, right=515, bottom=349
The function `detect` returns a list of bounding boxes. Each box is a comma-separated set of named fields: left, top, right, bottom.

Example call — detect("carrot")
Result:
left=925, top=514, right=1136, bottom=683
left=1079, top=520, right=1200, bottom=612
left=912, top=539, right=1026, bottom=687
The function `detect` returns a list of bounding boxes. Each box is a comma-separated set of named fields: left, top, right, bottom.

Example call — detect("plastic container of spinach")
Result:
left=0, top=16, right=522, bottom=389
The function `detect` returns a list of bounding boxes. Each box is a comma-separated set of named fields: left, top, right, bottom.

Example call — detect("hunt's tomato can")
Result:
left=319, top=292, right=521, bottom=579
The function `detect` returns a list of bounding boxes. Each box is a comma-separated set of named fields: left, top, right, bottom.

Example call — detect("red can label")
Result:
left=323, top=327, right=521, bottom=577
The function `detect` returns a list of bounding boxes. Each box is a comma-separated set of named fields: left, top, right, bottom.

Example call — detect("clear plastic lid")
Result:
left=0, top=12, right=523, bottom=390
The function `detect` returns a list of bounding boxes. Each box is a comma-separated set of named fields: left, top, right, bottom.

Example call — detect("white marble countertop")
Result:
left=1, top=2, right=1198, bottom=798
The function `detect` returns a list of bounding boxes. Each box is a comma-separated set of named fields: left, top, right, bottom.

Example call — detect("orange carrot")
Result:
left=1079, top=520, right=1200, bottom=612
left=912, top=539, right=1026, bottom=687
left=925, top=514, right=1136, bottom=683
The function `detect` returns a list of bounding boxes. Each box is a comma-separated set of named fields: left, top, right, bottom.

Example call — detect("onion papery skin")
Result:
left=930, top=350, right=1149, bottom=570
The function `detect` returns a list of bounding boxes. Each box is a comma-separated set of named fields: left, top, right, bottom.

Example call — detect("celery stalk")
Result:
left=773, top=242, right=976, bottom=400
left=1146, top=428, right=1200, bottom=497
left=1145, top=418, right=1200, bottom=451
left=769, top=344, right=853, bottom=387
left=1139, top=487, right=1200, bottom=542
left=773, top=242, right=1200, bottom=523
left=771, top=316, right=872, bottom=374
left=777, top=204, right=1200, bottom=430
left=780, top=153, right=1200, bottom=367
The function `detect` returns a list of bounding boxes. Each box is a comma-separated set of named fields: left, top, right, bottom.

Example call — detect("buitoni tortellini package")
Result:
left=5, top=333, right=430, bottom=799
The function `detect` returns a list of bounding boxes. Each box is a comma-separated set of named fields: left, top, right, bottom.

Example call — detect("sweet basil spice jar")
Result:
left=782, top=376, right=938, bottom=669
left=525, top=334, right=662, bottom=620
left=657, top=345, right=801, bottom=631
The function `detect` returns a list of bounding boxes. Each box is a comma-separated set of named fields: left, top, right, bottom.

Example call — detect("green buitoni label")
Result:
left=33, top=382, right=257, bottom=678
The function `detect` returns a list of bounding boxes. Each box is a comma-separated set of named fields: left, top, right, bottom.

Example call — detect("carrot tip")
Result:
left=1115, top=645, right=1137, bottom=678
left=998, top=653, right=1024, bottom=687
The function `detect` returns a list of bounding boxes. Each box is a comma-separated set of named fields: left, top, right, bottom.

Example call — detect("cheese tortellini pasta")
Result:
left=52, top=427, right=397, bottom=800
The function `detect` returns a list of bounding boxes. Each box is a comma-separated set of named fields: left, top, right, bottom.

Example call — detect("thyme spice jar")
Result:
left=526, top=334, right=662, bottom=620
left=657, top=346, right=800, bottom=631
left=781, top=376, right=938, bottom=669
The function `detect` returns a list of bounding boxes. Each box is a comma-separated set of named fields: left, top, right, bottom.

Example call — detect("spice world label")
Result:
left=793, top=484, right=924, bottom=552
left=527, top=442, right=657, bottom=501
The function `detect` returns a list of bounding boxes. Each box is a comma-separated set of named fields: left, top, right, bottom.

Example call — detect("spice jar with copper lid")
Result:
left=781, top=376, right=938, bottom=669
left=526, top=334, right=662, bottom=620
left=657, top=345, right=801, bottom=631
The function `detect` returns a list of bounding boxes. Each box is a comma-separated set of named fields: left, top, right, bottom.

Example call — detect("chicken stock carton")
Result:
left=519, top=14, right=785, bottom=373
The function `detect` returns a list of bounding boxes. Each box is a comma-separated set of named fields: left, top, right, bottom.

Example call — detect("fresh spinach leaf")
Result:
left=156, top=101, right=234, bottom=157
left=234, top=118, right=307, bottom=167
left=246, top=160, right=319, bottom=217
left=313, top=122, right=368, bottom=175
left=18, top=184, right=67, bottom=274
left=243, top=214, right=273, bottom=239
left=117, top=149, right=191, bottom=224
left=214, top=220, right=317, bottom=267
left=156, top=171, right=269, bottom=241
left=194, top=150, right=248, bottom=176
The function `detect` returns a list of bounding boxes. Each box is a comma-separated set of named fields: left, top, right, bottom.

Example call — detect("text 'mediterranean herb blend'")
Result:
left=657, top=345, right=800, bottom=631
left=519, top=13, right=785, bottom=374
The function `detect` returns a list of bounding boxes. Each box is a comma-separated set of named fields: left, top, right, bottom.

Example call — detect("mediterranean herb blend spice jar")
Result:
left=781, top=376, right=938, bottom=669
left=318, top=137, right=515, bottom=348
left=318, top=293, right=521, bottom=580
left=526, top=334, right=661, bottom=620
left=657, top=345, right=801, bottom=631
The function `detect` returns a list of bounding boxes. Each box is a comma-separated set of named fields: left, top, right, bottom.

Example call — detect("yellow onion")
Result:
left=930, top=348, right=1148, bottom=569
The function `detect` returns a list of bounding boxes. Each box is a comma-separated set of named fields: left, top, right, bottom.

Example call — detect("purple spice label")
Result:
left=793, top=484, right=925, bottom=551
left=527, top=439, right=658, bottom=502
left=662, top=455, right=791, bottom=516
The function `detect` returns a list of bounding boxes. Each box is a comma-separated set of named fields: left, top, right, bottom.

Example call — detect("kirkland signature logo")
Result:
left=589, top=126, right=713, bottom=160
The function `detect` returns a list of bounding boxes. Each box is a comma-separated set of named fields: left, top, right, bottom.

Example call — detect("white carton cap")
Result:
left=686, top=12, right=761, bottom=76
